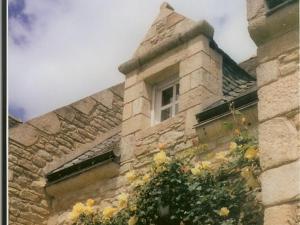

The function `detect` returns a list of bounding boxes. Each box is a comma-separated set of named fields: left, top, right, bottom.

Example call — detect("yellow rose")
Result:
left=218, top=207, right=230, bottom=217
left=244, top=147, right=258, bottom=160
left=246, top=176, right=260, bottom=189
left=72, top=202, right=85, bottom=214
left=241, top=167, right=259, bottom=189
left=155, top=165, right=167, bottom=173
left=234, top=128, right=241, bottom=136
left=132, top=178, right=145, bottom=187
left=241, top=166, right=259, bottom=188
left=69, top=211, right=80, bottom=221
left=130, top=205, right=137, bottom=212
left=128, top=216, right=138, bottom=225
left=86, top=199, right=95, bottom=207
left=142, top=174, right=150, bottom=182
left=215, top=152, right=228, bottom=161
left=69, top=202, right=85, bottom=221
left=84, top=205, right=93, bottom=215
left=153, top=151, right=169, bottom=166
left=229, top=142, right=237, bottom=151
left=126, top=171, right=136, bottom=182
left=241, top=167, right=252, bottom=179
left=102, top=207, right=118, bottom=220
left=118, top=193, right=128, bottom=209
left=191, top=167, right=202, bottom=176
left=200, top=161, right=212, bottom=170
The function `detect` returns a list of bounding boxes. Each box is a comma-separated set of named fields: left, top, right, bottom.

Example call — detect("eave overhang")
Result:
left=46, top=150, right=119, bottom=186
left=195, top=91, right=258, bottom=127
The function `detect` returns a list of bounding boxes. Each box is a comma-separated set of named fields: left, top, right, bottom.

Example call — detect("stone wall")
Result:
left=247, top=1, right=299, bottom=224
left=8, top=83, right=124, bottom=225
left=9, top=116, right=22, bottom=128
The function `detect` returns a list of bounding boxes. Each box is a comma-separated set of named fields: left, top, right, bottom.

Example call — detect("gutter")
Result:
left=195, top=91, right=258, bottom=127
left=46, top=151, right=119, bottom=186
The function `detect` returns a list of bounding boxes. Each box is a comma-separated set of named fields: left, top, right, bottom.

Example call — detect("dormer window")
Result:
left=152, top=77, right=179, bottom=124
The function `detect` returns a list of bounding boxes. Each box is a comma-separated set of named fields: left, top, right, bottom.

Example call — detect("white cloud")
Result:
left=8, top=0, right=257, bottom=121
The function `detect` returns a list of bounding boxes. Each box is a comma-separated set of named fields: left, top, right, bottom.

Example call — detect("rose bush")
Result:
left=68, top=113, right=263, bottom=225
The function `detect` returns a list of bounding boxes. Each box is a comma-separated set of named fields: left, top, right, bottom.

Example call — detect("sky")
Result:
left=8, top=0, right=257, bottom=122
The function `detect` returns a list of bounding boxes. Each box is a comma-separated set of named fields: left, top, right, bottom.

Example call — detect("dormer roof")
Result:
left=133, top=2, right=195, bottom=58
left=119, top=2, right=214, bottom=74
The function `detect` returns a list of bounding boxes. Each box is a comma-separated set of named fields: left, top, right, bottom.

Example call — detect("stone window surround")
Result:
left=151, top=75, right=180, bottom=125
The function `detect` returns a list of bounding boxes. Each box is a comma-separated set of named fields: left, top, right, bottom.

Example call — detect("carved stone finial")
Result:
left=160, top=2, right=174, bottom=11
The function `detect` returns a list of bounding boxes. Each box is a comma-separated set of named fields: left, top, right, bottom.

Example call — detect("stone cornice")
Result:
left=118, top=20, right=214, bottom=74
left=248, top=1, right=299, bottom=46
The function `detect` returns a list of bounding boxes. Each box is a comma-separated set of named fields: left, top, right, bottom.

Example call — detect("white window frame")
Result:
left=151, top=76, right=179, bottom=125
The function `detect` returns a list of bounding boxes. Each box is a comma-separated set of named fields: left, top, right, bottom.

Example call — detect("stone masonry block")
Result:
left=179, top=51, right=210, bottom=77
left=166, top=12, right=185, bottom=28
left=55, top=106, right=76, bottom=122
left=120, top=134, right=135, bottom=162
left=186, top=35, right=210, bottom=57
left=124, top=82, right=151, bottom=103
left=158, top=130, right=184, bottom=146
left=279, top=48, right=299, bottom=65
left=210, top=56, right=222, bottom=77
left=190, top=68, right=222, bottom=96
left=246, top=0, right=265, bottom=21
left=132, top=97, right=151, bottom=117
left=279, top=60, right=299, bottom=76
left=122, top=102, right=132, bottom=121
left=258, top=73, right=299, bottom=121
left=259, top=117, right=299, bottom=170
left=9, top=124, right=39, bottom=147
left=121, top=114, right=150, bottom=136
left=258, top=30, right=299, bottom=63
left=139, top=45, right=185, bottom=81
left=28, top=112, right=61, bottom=135
left=179, top=75, right=191, bottom=94
left=110, top=82, right=125, bottom=98
left=72, top=97, right=97, bottom=115
left=256, top=59, right=280, bottom=87
left=261, top=160, right=300, bottom=206
left=91, top=90, right=114, bottom=109
left=184, top=104, right=203, bottom=136
left=179, top=85, right=218, bottom=112
left=125, top=72, right=138, bottom=89
left=264, top=203, right=299, bottom=225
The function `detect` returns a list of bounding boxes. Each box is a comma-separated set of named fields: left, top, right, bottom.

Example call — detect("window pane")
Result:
left=161, top=86, right=173, bottom=106
left=161, top=107, right=172, bottom=121
left=175, top=83, right=179, bottom=101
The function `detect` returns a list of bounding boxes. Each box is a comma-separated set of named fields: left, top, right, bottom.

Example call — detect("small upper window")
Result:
left=153, top=77, right=179, bottom=124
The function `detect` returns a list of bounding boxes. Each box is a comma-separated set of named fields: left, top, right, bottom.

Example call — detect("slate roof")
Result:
left=195, top=41, right=258, bottom=124
left=46, top=132, right=120, bottom=184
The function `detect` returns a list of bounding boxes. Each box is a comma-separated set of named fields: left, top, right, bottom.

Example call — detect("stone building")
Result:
left=8, top=1, right=299, bottom=225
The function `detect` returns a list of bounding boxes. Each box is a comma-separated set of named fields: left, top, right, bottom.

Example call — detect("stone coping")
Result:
left=118, top=20, right=214, bottom=74
left=43, top=126, right=121, bottom=174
